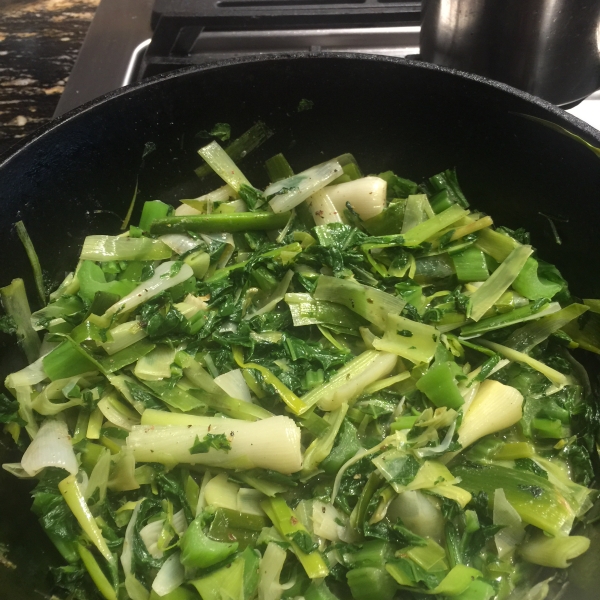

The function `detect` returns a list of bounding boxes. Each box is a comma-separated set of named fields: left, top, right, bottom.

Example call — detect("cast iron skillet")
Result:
left=1, top=54, right=600, bottom=599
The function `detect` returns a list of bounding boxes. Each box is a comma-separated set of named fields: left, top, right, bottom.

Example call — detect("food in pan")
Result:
left=1, top=131, right=598, bottom=600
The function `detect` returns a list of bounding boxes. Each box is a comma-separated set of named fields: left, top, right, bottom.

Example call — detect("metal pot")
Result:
left=420, top=0, right=600, bottom=106
left=1, top=54, right=600, bottom=598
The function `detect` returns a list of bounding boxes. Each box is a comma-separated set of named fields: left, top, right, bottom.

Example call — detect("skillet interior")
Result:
left=0, top=54, right=599, bottom=599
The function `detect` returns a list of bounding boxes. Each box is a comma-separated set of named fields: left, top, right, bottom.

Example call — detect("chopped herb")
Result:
left=516, top=484, right=544, bottom=498
left=297, top=99, right=314, bottom=112
left=514, top=458, right=548, bottom=479
left=238, top=184, right=266, bottom=210
left=197, top=123, right=231, bottom=142
left=160, top=261, right=184, bottom=279
left=189, top=433, right=232, bottom=454
left=0, top=393, right=25, bottom=425
left=474, top=354, right=501, bottom=382
left=266, top=186, right=300, bottom=201
left=0, top=314, right=16, bottom=335
left=288, top=530, right=318, bottom=553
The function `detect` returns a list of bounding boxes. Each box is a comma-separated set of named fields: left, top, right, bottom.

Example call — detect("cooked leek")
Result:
left=468, top=245, right=533, bottom=321
left=314, top=275, right=406, bottom=330
left=453, top=463, right=574, bottom=536
left=401, top=204, right=468, bottom=247
left=267, top=159, right=342, bottom=213
left=372, top=314, right=439, bottom=364
left=519, top=532, right=590, bottom=568
left=476, top=339, right=568, bottom=388
left=0, top=278, right=41, bottom=363
left=127, top=416, right=302, bottom=474
left=475, top=227, right=519, bottom=262
left=15, top=220, right=46, bottom=306
left=507, top=302, right=589, bottom=351
left=307, top=176, right=386, bottom=222
left=104, top=261, right=193, bottom=317
left=81, top=236, right=172, bottom=261
left=402, top=194, right=431, bottom=233
left=300, top=350, right=397, bottom=412
left=197, top=141, right=251, bottom=191
left=460, top=301, right=561, bottom=338
left=195, top=122, right=272, bottom=178
left=59, top=474, right=113, bottom=561
left=150, top=212, right=292, bottom=235
left=512, top=257, right=563, bottom=300
left=261, top=497, right=329, bottom=579
left=457, top=380, right=523, bottom=450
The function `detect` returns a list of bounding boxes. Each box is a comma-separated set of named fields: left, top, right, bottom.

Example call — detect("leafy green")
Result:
left=198, top=122, right=231, bottom=142
left=335, top=457, right=375, bottom=515
left=77, top=261, right=137, bottom=304
left=189, top=432, right=232, bottom=454
left=378, top=171, right=418, bottom=199
left=473, top=354, right=501, bottom=382
left=31, top=469, right=80, bottom=564
left=140, top=303, right=186, bottom=338
left=0, top=314, right=16, bottom=334
left=125, top=380, right=163, bottom=410
left=390, top=455, right=420, bottom=487
left=52, top=564, right=98, bottom=600
left=297, top=99, right=314, bottom=112
left=288, top=530, right=318, bottom=553
left=560, top=444, right=594, bottom=486
left=0, top=393, right=25, bottom=425
left=514, top=458, right=548, bottom=479
left=517, top=484, right=544, bottom=498
left=460, top=523, right=502, bottom=565
left=181, top=512, right=238, bottom=569
left=363, top=199, right=406, bottom=235
left=453, top=463, right=573, bottom=536
left=425, top=168, right=469, bottom=209
left=391, top=521, right=428, bottom=547
left=284, top=335, right=351, bottom=371
left=130, top=499, right=166, bottom=585
left=155, top=470, right=195, bottom=520
left=495, top=226, right=530, bottom=245
left=239, top=184, right=266, bottom=210
left=512, top=258, right=562, bottom=300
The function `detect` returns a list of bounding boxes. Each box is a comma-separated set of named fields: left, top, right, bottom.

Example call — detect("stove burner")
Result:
left=124, top=26, right=420, bottom=86
left=54, top=0, right=600, bottom=132
left=140, top=0, right=420, bottom=79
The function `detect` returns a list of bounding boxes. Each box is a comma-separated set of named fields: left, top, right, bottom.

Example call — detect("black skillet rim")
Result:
left=1, top=51, right=600, bottom=169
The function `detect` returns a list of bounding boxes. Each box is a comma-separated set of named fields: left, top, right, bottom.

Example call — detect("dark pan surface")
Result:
left=1, top=53, right=600, bottom=598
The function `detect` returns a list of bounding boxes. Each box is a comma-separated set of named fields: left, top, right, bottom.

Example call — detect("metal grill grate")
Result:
left=136, top=0, right=421, bottom=78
